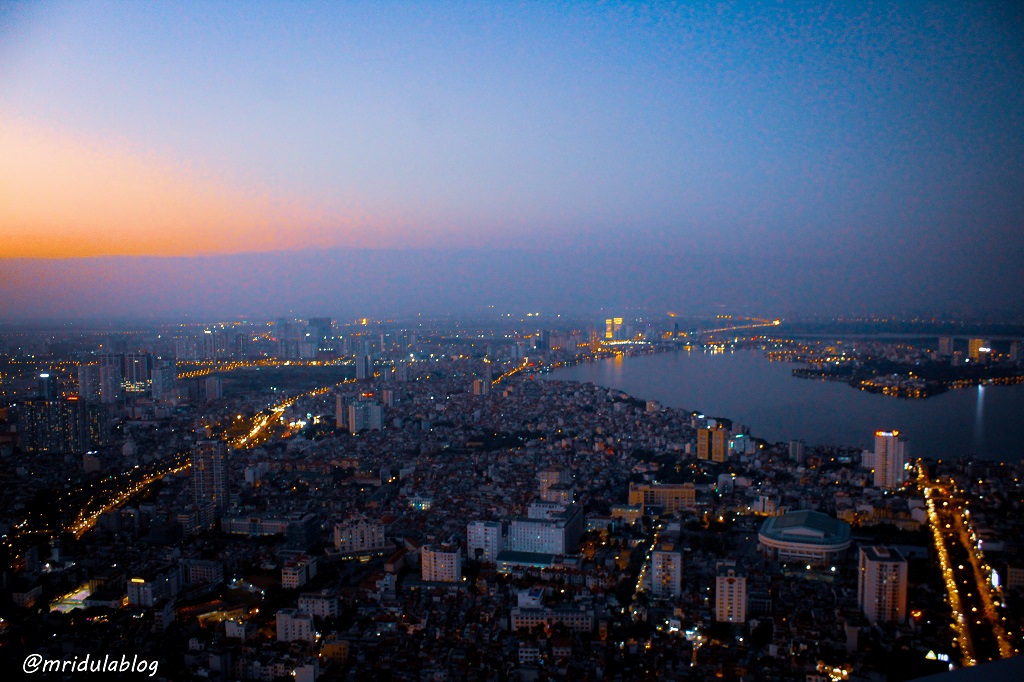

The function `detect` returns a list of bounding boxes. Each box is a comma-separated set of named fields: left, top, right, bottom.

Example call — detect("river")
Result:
left=544, top=349, right=1024, bottom=462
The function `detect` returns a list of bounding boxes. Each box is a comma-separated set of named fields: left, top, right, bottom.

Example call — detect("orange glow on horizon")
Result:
left=0, top=117, right=386, bottom=258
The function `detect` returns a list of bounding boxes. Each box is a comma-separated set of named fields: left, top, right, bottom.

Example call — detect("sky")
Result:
left=1, top=1, right=1022, bottom=321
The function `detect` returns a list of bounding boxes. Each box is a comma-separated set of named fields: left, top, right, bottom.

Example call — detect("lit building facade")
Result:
left=715, top=561, right=747, bottom=623
left=422, top=544, right=461, bottom=582
left=873, top=430, right=908, bottom=489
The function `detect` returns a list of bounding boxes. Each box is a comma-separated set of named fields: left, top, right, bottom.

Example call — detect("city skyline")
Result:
left=2, top=2, right=1023, bottom=320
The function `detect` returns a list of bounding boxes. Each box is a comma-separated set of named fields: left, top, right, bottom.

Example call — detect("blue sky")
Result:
left=1, top=1, right=1022, bottom=318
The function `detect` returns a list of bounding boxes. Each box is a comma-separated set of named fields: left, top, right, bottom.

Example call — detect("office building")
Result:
left=715, top=561, right=747, bottom=623
left=507, top=504, right=583, bottom=555
left=858, top=546, right=907, bottom=624
left=422, top=544, right=461, bottom=582
left=628, top=482, right=695, bottom=513
left=873, top=430, right=908, bottom=489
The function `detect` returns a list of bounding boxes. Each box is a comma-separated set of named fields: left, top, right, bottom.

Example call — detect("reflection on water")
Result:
left=546, top=349, right=1024, bottom=462
left=974, top=385, right=985, bottom=454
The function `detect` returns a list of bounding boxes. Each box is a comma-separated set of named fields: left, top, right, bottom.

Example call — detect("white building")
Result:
left=650, top=545, right=683, bottom=599
left=298, top=590, right=341, bottom=619
left=873, top=430, right=908, bottom=489
left=507, top=504, right=583, bottom=555
left=276, top=608, right=316, bottom=643
left=467, top=521, right=505, bottom=562
left=422, top=544, right=461, bottom=583
left=127, top=565, right=180, bottom=608
left=282, top=555, right=318, bottom=590
left=858, top=546, right=907, bottom=624
left=715, top=561, right=747, bottom=624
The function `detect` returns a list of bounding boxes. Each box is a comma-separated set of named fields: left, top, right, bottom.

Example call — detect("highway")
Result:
left=918, top=462, right=1017, bottom=666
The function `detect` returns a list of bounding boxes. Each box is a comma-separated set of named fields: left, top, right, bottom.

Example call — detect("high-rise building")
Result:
left=873, top=431, right=908, bottom=489
left=1010, top=340, right=1021, bottom=364
left=347, top=401, right=383, bottom=435
left=858, top=546, right=907, bottom=624
left=37, top=373, right=58, bottom=400
left=604, top=317, right=624, bottom=340
left=789, top=439, right=806, bottom=464
left=309, top=317, right=333, bottom=352
left=651, top=544, right=683, bottom=599
left=18, top=397, right=109, bottom=454
left=205, top=376, right=223, bottom=402
left=192, top=440, right=229, bottom=527
left=151, top=360, right=178, bottom=403
left=122, top=353, right=152, bottom=393
left=715, top=560, right=747, bottom=623
left=98, top=356, right=123, bottom=404
left=938, top=336, right=954, bottom=356
left=968, top=338, right=989, bottom=361
left=467, top=520, right=505, bottom=562
left=355, top=355, right=372, bottom=380
left=78, top=364, right=101, bottom=401
left=697, top=426, right=727, bottom=462
left=422, top=544, right=461, bottom=582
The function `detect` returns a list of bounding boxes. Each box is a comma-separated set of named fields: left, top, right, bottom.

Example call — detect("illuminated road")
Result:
left=918, top=462, right=1017, bottom=666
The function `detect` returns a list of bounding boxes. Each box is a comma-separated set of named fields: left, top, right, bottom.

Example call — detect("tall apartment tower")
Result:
left=858, top=546, right=907, bottom=624
left=355, top=355, right=372, bottom=380
left=78, top=364, right=101, bottom=401
left=347, top=401, right=383, bottom=435
left=192, top=440, right=229, bottom=528
left=698, top=426, right=728, bottom=462
left=873, top=430, right=908, bottom=489
left=715, top=560, right=747, bottom=623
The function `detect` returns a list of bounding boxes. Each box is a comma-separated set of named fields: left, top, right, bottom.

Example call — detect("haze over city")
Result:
left=2, top=1, right=1023, bottom=320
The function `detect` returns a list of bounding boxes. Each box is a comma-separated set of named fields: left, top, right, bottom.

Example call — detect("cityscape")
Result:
left=0, top=315, right=1023, bottom=681
left=2, top=2, right=1024, bottom=681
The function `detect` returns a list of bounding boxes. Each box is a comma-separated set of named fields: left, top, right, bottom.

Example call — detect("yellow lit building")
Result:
left=628, top=482, right=695, bottom=513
